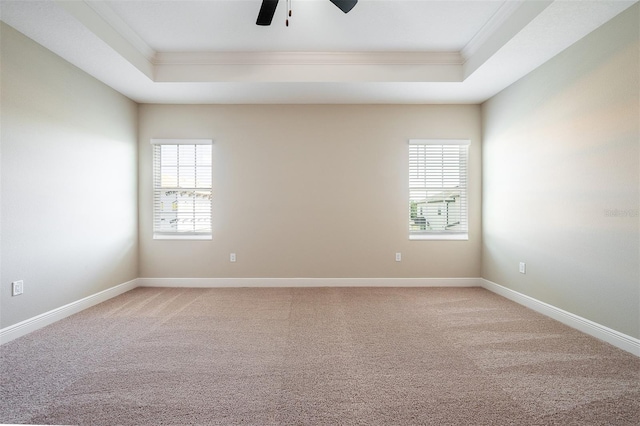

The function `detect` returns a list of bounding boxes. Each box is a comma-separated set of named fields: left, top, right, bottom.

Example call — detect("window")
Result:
left=409, top=139, right=469, bottom=240
left=151, top=139, right=213, bottom=239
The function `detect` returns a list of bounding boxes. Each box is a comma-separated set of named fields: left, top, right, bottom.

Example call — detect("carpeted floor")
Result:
left=1, top=286, right=638, bottom=425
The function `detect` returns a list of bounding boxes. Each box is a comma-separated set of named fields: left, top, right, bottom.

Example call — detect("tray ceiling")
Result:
left=0, top=0, right=636, bottom=103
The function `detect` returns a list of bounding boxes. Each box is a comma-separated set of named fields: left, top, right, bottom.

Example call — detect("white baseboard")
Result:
left=4, top=277, right=637, bottom=358
left=137, top=277, right=483, bottom=288
left=0, top=279, right=138, bottom=345
left=480, top=278, right=640, bottom=357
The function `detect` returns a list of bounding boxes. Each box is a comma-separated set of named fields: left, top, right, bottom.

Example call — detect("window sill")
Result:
left=410, top=233, right=468, bottom=241
left=153, top=234, right=212, bottom=240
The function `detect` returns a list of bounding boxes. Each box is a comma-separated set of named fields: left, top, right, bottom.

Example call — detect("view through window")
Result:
left=409, top=139, right=469, bottom=240
left=152, top=139, right=212, bottom=239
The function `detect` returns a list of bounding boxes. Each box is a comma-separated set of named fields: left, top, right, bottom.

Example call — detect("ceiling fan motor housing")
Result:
left=257, top=0, right=358, bottom=26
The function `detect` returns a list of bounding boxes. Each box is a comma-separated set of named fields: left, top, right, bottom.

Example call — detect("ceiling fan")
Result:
left=257, top=0, right=358, bottom=26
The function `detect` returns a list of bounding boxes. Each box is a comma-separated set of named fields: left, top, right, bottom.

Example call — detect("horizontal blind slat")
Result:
left=409, top=141, right=468, bottom=234
left=153, top=142, right=213, bottom=235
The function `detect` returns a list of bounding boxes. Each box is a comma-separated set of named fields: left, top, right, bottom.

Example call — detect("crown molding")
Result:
left=153, top=51, right=464, bottom=66
left=83, top=0, right=156, bottom=61
left=461, top=0, right=525, bottom=62
left=53, top=0, right=155, bottom=79
left=461, top=0, right=553, bottom=79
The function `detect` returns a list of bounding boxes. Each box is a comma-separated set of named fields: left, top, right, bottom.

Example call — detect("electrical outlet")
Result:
left=230, top=253, right=236, bottom=262
left=12, top=280, right=24, bottom=296
left=395, top=253, right=402, bottom=262
left=519, top=262, right=526, bottom=274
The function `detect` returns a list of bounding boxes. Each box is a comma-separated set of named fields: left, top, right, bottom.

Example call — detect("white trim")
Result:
left=153, top=234, right=212, bottom=240
left=150, top=138, right=212, bottom=145
left=409, top=139, right=470, bottom=146
left=410, top=233, right=469, bottom=241
left=153, top=61, right=462, bottom=84
left=54, top=0, right=155, bottom=79
left=0, top=279, right=138, bottom=345
left=137, top=277, right=482, bottom=288
left=153, top=51, right=464, bottom=66
left=461, top=0, right=525, bottom=61
left=461, top=0, right=553, bottom=79
left=83, top=0, right=156, bottom=61
left=480, top=279, right=640, bottom=357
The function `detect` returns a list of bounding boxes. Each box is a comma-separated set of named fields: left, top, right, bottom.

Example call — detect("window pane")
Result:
left=197, top=145, right=212, bottom=166
left=178, top=166, right=196, bottom=188
left=155, top=189, right=212, bottom=233
left=161, top=167, right=178, bottom=188
left=409, top=141, right=468, bottom=234
left=410, top=189, right=464, bottom=231
left=161, top=145, right=178, bottom=166
left=196, top=166, right=212, bottom=188
left=179, top=144, right=196, bottom=166
left=153, top=141, right=212, bottom=236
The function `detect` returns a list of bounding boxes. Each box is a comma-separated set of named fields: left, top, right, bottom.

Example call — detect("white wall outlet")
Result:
left=395, top=253, right=402, bottom=262
left=12, top=280, right=24, bottom=296
left=230, top=253, right=236, bottom=262
left=519, top=262, right=526, bottom=274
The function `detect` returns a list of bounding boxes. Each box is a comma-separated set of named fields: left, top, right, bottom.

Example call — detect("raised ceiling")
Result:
left=0, top=0, right=636, bottom=104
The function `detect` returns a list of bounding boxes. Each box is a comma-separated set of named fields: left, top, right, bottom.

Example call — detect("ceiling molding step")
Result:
left=83, top=0, right=156, bottom=61
left=153, top=63, right=463, bottom=83
left=54, top=0, right=155, bottom=79
left=153, top=51, right=464, bottom=66
left=461, top=0, right=525, bottom=61
left=462, top=0, right=553, bottom=79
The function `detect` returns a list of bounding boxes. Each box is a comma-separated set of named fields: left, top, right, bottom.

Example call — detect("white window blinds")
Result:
left=409, top=139, right=469, bottom=239
left=151, top=139, right=212, bottom=239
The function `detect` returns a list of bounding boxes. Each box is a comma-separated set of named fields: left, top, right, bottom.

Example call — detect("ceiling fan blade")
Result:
left=329, top=0, right=358, bottom=13
left=256, top=0, right=279, bottom=26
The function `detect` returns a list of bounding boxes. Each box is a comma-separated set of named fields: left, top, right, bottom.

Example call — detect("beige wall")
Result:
left=0, top=23, right=139, bottom=328
left=139, top=104, right=481, bottom=278
left=5, top=4, right=636, bottom=340
left=481, top=5, right=639, bottom=338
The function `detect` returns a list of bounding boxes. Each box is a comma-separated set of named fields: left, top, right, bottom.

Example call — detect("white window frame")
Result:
left=408, top=139, right=469, bottom=241
left=151, top=139, right=213, bottom=240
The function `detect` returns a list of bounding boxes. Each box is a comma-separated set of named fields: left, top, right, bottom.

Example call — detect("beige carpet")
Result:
left=1, top=287, right=638, bottom=425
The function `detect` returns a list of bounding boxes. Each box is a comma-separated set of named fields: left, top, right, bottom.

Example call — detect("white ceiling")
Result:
left=105, top=0, right=504, bottom=52
left=0, top=0, right=636, bottom=104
